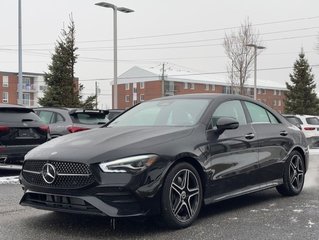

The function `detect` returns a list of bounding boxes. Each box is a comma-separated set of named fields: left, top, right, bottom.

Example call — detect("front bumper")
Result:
left=20, top=189, right=150, bottom=217
left=19, top=160, right=167, bottom=217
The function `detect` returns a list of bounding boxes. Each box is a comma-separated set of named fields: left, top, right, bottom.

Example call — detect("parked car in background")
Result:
left=20, top=94, right=308, bottom=228
left=283, top=114, right=319, bottom=148
left=105, top=109, right=124, bottom=121
left=282, top=114, right=302, bottom=130
left=0, top=104, right=49, bottom=165
left=33, top=107, right=109, bottom=138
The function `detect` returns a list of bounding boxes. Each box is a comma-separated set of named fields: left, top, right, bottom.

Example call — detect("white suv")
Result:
left=284, top=114, right=319, bottom=148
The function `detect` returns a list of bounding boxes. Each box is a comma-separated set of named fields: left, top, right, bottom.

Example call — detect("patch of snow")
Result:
left=0, top=176, right=19, bottom=184
left=308, top=220, right=315, bottom=228
left=293, top=209, right=303, bottom=213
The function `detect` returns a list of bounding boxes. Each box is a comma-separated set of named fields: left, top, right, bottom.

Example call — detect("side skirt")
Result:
left=204, top=179, right=283, bottom=205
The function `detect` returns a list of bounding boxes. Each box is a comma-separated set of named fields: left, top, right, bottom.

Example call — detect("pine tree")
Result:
left=284, top=50, right=319, bottom=114
left=39, top=16, right=82, bottom=107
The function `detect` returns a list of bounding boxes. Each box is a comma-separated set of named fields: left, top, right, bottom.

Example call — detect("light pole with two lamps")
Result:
left=95, top=2, right=134, bottom=109
left=246, top=44, right=266, bottom=100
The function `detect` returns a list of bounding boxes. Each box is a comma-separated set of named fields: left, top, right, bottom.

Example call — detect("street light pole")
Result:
left=95, top=2, right=134, bottom=109
left=246, top=44, right=266, bottom=100
left=18, top=0, right=23, bottom=105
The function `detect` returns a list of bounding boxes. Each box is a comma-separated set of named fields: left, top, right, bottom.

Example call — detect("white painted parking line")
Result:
left=0, top=176, right=20, bottom=185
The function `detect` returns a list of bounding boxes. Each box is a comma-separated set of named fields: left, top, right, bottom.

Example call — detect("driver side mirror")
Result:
left=216, top=117, right=239, bottom=132
left=206, top=117, right=239, bottom=142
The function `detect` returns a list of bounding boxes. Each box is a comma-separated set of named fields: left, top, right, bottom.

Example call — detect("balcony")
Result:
left=22, top=99, right=36, bottom=108
left=18, top=84, right=37, bottom=92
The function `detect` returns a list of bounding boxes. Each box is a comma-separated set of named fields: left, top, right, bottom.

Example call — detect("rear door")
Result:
left=243, top=101, right=293, bottom=184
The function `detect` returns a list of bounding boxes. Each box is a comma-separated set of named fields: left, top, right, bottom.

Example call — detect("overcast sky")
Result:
left=1, top=0, right=319, bottom=108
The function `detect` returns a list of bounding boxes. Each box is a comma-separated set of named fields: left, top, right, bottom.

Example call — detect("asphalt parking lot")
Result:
left=0, top=151, right=318, bottom=240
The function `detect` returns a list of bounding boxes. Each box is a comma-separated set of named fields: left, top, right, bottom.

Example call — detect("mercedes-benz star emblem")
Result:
left=42, top=163, right=56, bottom=184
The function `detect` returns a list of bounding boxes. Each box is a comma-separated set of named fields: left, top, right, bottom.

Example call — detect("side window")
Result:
left=267, top=111, right=279, bottom=124
left=211, top=100, right=247, bottom=128
left=38, top=111, right=54, bottom=124
left=56, top=113, right=65, bottom=123
left=245, top=101, right=279, bottom=124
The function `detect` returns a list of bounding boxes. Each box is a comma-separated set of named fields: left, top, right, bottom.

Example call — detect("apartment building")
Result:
left=0, top=71, right=47, bottom=107
left=114, top=66, right=287, bottom=113
left=0, top=71, right=79, bottom=107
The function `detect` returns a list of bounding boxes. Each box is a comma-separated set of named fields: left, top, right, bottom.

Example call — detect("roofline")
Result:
left=0, top=71, right=45, bottom=76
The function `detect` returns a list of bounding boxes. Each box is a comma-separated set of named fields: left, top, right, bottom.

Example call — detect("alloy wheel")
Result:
left=169, top=169, right=200, bottom=223
left=289, top=154, right=304, bottom=191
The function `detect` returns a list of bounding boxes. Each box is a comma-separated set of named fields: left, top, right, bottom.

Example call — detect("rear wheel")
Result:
left=276, top=150, right=305, bottom=196
left=161, top=162, right=203, bottom=229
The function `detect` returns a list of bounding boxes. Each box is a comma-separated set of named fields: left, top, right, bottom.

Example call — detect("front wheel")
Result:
left=276, top=150, right=305, bottom=196
left=161, top=162, right=203, bottom=229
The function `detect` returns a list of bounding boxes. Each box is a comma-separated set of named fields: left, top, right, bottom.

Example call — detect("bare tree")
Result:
left=223, top=18, right=263, bottom=95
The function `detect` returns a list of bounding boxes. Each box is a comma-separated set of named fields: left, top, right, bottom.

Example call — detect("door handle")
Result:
left=245, top=133, right=255, bottom=139
left=280, top=130, right=288, bottom=136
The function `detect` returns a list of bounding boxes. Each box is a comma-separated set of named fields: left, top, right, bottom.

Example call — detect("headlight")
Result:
left=99, top=154, right=158, bottom=173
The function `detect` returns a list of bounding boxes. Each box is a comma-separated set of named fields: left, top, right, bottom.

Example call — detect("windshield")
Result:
left=108, top=99, right=210, bottom=127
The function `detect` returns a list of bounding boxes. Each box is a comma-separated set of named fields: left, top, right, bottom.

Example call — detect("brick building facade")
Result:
left=0, top=71, right=79, bottom=107
left=114, top=66, right=286, bottom=113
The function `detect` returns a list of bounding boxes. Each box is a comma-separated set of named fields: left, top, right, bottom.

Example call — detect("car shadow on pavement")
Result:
left=21, top=189, right=286, bottom=238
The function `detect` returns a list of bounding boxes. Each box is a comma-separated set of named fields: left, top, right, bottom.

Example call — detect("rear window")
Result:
left=285, top=116, right=303, bottom=125
left=306, top=117, right=319, bottom=125
left=70, top=112, right=107, bottom=125
left=0, top=111, right=40, bottom=123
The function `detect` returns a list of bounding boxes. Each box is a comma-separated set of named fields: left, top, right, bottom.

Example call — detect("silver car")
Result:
left=33, top=107, right=109, bottom=138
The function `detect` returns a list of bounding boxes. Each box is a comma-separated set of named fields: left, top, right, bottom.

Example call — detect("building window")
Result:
left=257, top=88, right=261, bottom=94
left=184, top=82, right=188, bottom=89
left=125, top=95, right=130, bottom=102
left=133, top=87, right=137, bottom=93
left=211, top=84, right=215, bottom=91
left=125, top=83, right=130, bottom=90
left=273, top=99, right=277, bottom=106
left=278, top=99, right=281, bottom=106
left=190, top=83, right=195, bottom=90
left=205, top=84, right=209, bottom=91
left=223, top=86, right=231, bottom=94
left=140, top=94, right=144, bottom=102
left=140, top=82, right=144, bottom=89
left=278, top=90, right=281, bottom=96
left=273, top=89, right=277, bottom=95
left=23, top=93, right=30, bottom=106
left=2, top=92, right=8, bottom=103
left=2, top=76, right=9, bottom=87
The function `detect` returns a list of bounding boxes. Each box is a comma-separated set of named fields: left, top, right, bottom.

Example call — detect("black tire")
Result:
left=276, top=150, right=305, bottom=196
left=161, top=162, right=203, bottom=229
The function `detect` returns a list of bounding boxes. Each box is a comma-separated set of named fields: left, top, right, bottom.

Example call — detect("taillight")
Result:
left=67, top=126, right=89, bottom=133
left=0, top=125, right=10, bottom=133
left=39, top=125, right=50, bottom=133
left=304, top=127, right=316, bottom=131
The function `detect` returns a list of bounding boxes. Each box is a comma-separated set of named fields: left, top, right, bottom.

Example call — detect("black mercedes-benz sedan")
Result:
left=20, top=94, right=309, bottom=228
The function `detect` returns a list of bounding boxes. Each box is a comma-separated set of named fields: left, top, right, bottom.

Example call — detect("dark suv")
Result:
left=33, top=107, right=111, bottom=138
left=0, top=104, right=49, bottom=165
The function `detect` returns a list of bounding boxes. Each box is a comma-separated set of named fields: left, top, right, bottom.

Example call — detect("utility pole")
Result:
left=95, top=81, right=98, bottom=109
left=161, top=63, right=165, bottom=97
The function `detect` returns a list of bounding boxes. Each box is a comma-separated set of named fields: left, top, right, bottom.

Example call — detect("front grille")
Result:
left=22, top=160, right=95, bottom=189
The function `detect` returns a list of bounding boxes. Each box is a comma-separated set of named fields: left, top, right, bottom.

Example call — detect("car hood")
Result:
left=25, top=126, right=193, bottom=164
